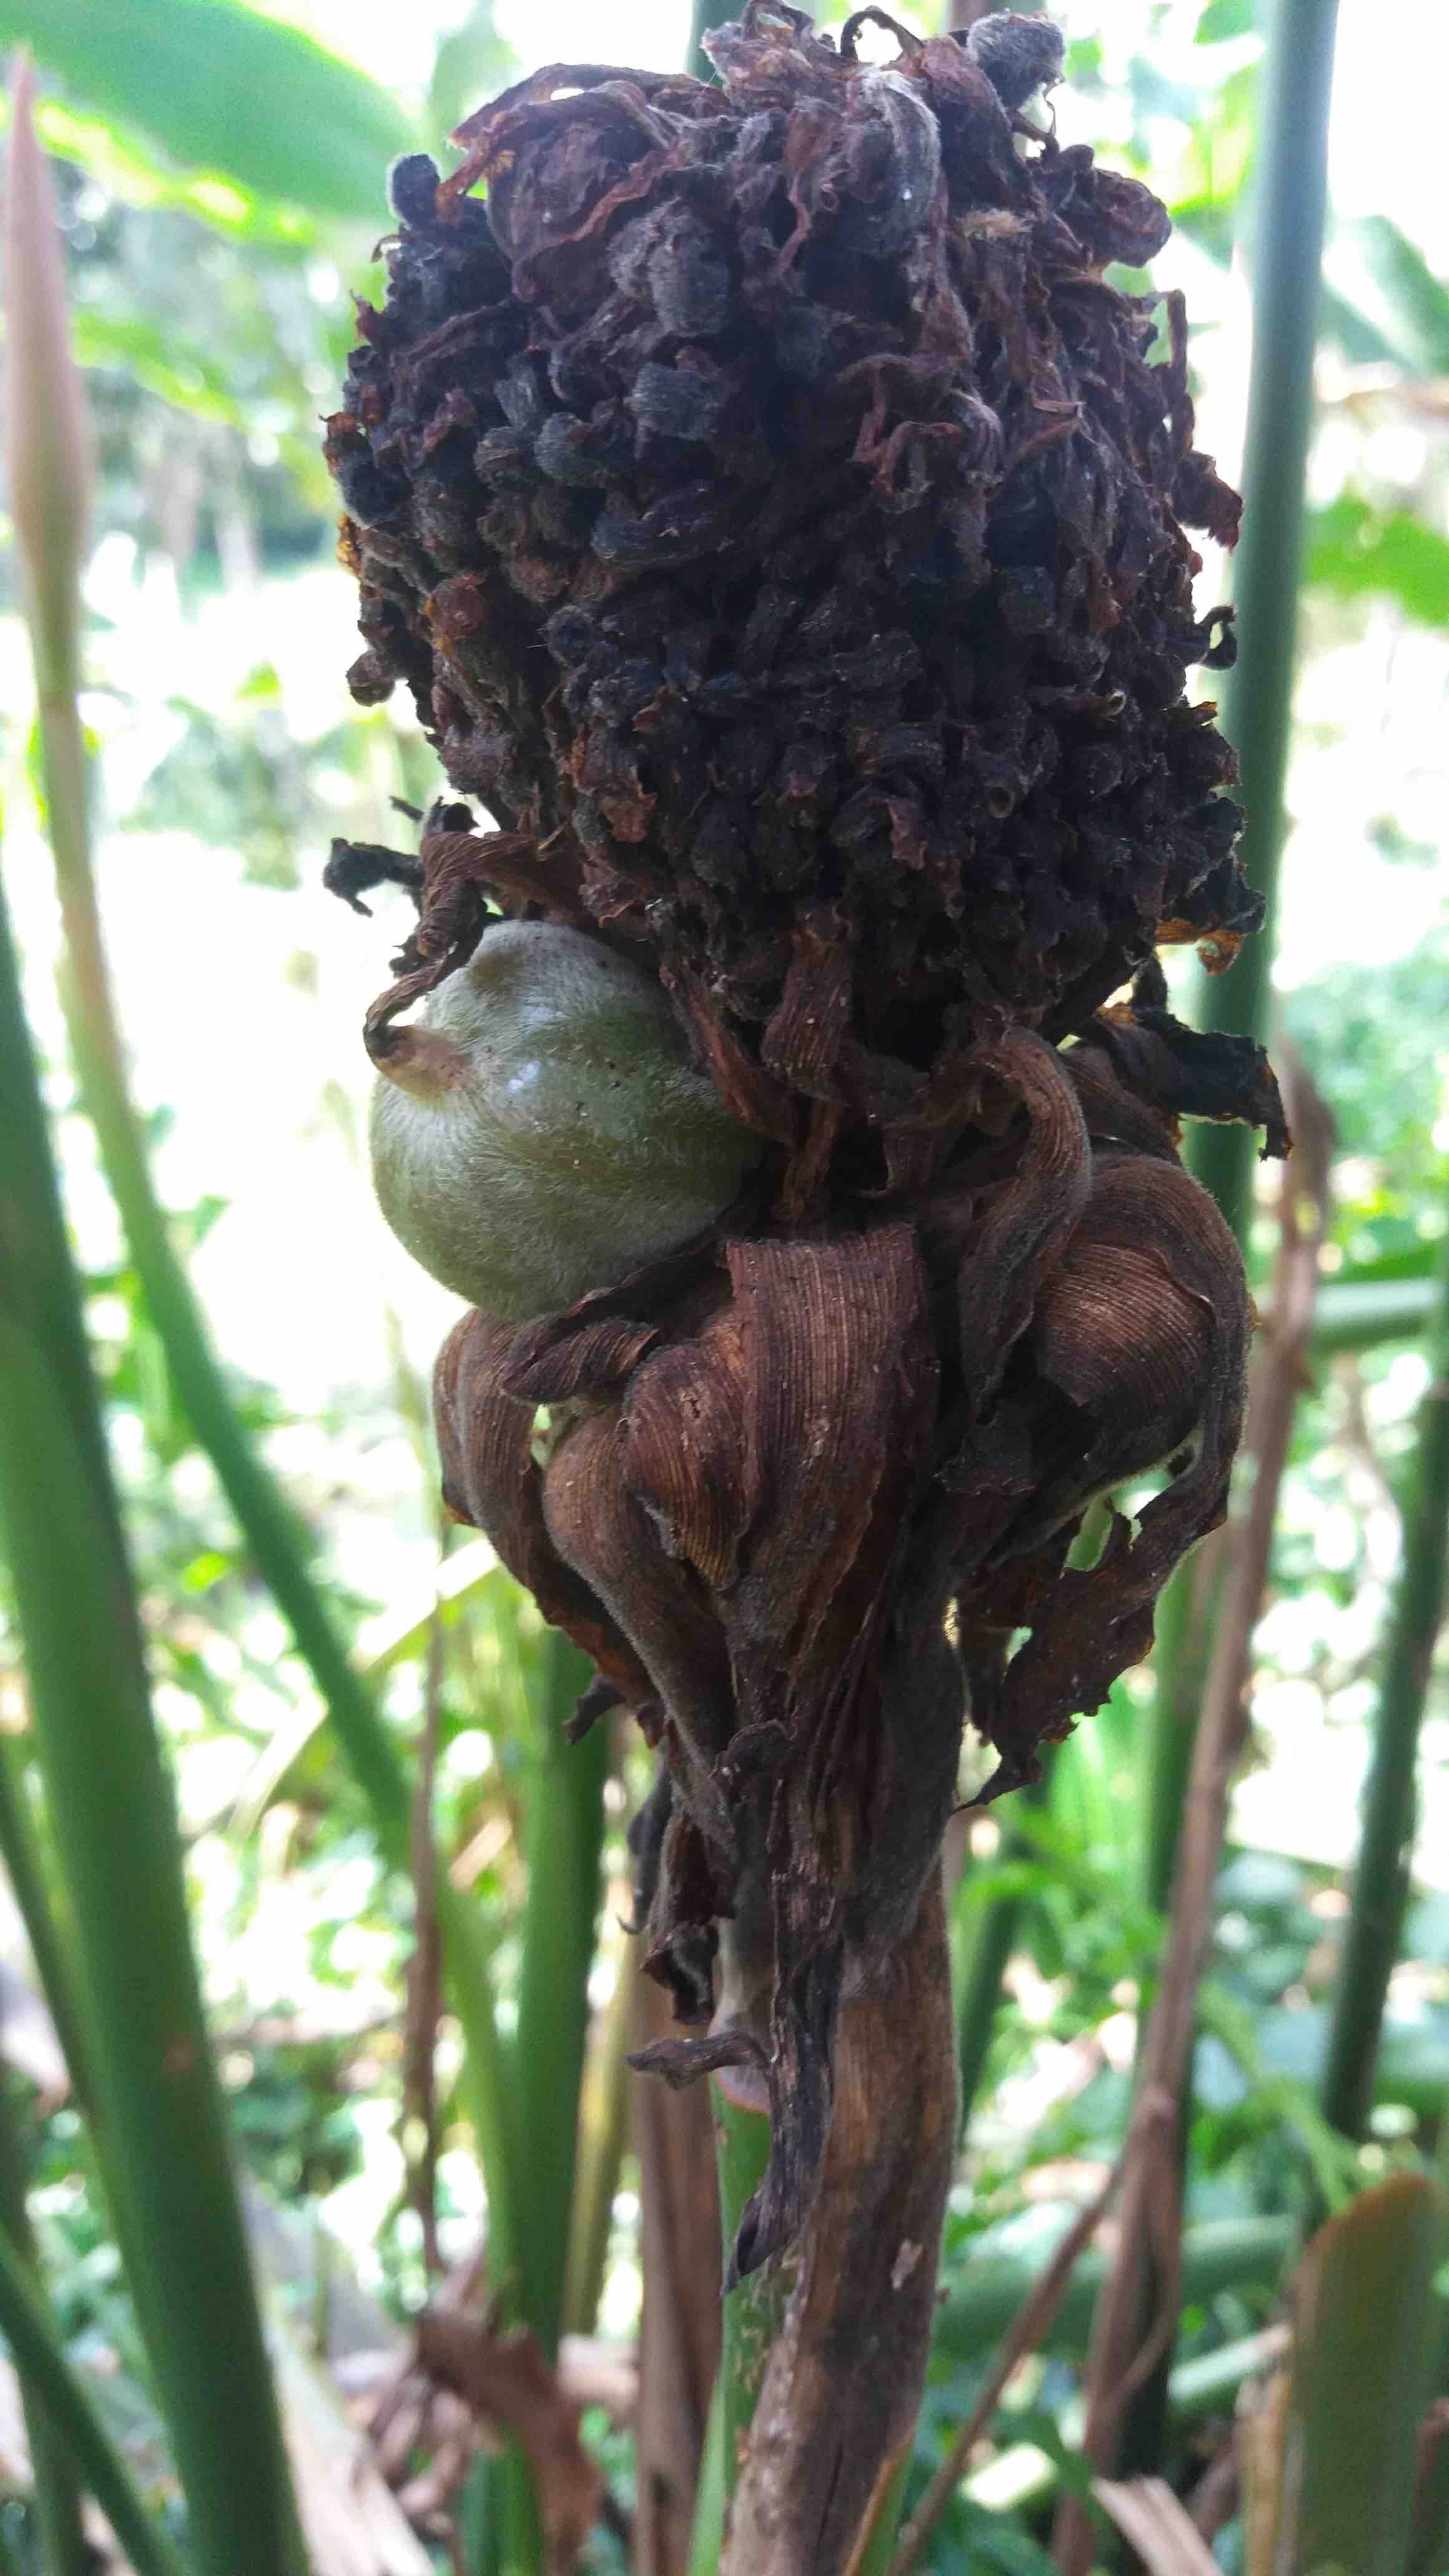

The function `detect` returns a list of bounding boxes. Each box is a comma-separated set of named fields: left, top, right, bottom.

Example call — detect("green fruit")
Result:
left=369, top=921, right=762, bottom=1320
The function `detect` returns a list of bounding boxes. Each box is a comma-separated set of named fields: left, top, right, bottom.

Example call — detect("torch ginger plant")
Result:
left=324, top=9, right=1285, bottom=2565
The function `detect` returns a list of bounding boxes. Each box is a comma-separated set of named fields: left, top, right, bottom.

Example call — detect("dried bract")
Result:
left=326, top=2, right=1283, bottom=2361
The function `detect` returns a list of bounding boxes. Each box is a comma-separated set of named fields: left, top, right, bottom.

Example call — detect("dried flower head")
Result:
left=326, top=7, right=1284, bottom=2480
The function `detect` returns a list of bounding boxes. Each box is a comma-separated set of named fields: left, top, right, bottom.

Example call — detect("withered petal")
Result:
left=434, top=1310, right=651, bottom=1703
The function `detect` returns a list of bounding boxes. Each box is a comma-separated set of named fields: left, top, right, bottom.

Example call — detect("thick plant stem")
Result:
left=563, top=1936, right=633, bottom=2339
left=0, top=1742, right=94, bottom=2112
left=685, top=0, right=732, bottom=80
left=0, top=2076, right=89, bottom=2576
left=1321, top=1223, right=1449, bottom=2140
left=512, top=1628, right=607, bottom=2358
left=954, top=1767, right=1050, bottom=2134
left=1140, top=1543, right=1223, bottom=1913
left=716, top=2090, right=783, bottom=2534
left=0, top=870, right=307, bottom=2576
left=722, top=1876, right=956, bottom=2576
left=1315, top=1276, right=1437, bottom=1355
left=1185, top=0, right=1339, bottom=1251
left=1147, top=0, right=1339, bottom=1913
left=933, top=2214, right=1292, bottom=2364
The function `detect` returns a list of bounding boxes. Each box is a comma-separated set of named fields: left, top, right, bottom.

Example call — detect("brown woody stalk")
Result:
left=723, top=1876, right=955, bottom=2572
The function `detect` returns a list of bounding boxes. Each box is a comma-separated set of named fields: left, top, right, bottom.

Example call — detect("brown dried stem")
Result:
left=721, top=1873, right=956, bottom=2576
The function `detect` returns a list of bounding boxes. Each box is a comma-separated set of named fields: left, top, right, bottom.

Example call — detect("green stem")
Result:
left=715, top=2092, right=784, bottom=2523
left=1184, top=0, right=1339, bottom=1250
left=496, top=2445, right=545, bottom=2576
left=1146, top=1271, right=1438, bottom=1911
left=476, top=1633, right=604, bottom=2575
left=0, top=1740, right=94, bottom=2113
left=686, top=2376, right=727, bottom=2576
left=1139, top=1547, right=1221, bottom=1913
left=934, top=2213, right=1292, bottom=2364
left=1147, top=0, right=1339, bottom=1906
left=0, top=2210, right=187, bottom=2576
left=564, top=1930, right=633, bottom=2338
left=439, top=1884, right=520, bottom=2301
left=0, top=867, right=306, bottom=2576
left=17, top=357, right=523, bottom=2343
left=1315, top=1277, right=1438, bottom=1354
left=685, top=0, right=732, bottom=80
left=0, top=2076, right=89, bottom=2576
left=1322, top=1227, right=1449, bottom=2139
left=41, top=696, right=411, bottom=1850
left=511, top=1631, right=607, bottom=2361
left=954, top=1766, right=1050, bottom=2135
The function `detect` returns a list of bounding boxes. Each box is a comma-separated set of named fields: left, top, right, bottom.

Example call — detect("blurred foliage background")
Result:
left=1, top=1, right=1448, bottom=2572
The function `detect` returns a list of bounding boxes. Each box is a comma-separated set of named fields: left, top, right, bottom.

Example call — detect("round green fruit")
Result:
left=369, top=921, right=762, bottom=1320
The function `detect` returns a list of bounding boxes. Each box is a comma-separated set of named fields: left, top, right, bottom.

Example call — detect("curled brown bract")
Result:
left=431, top=995, right=1268, bottom=2291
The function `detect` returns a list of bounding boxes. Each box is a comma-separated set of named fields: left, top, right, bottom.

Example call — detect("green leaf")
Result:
left=71, top=306, right=242, bottom=424
left=1314, top=1276, right=1437, bottom=1354
left=427, top=0, right=514, bottom=155
left=36, top=94, right=318, bottom=244
left=0, top=0, right=414, bottom=221
left=1196, top=0, right=1257, bottom=42
left=1347, top=214, right=1449, bottom=377
left=1243, top=2174, right=1445, bottom=2576
left=1306, top=494, right=1449, bottom=628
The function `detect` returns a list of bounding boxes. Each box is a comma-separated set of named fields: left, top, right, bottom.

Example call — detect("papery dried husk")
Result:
left=429, top=963, right=1262, bottom=2281
left=328, top=11, right=1286, bottom=2542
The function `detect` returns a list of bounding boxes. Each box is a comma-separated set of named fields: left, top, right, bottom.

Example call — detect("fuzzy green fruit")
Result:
left=369, top=921, right=763, bottom=1320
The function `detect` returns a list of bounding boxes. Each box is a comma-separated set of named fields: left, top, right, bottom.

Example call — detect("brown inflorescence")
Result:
left=326, top=2, right=1285, bottom=2327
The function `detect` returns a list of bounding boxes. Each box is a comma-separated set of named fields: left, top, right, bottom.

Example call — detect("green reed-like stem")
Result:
left=512, top=1631, right=608, bottom=2361
left=1144, top=0, right=1339, bottom=1905
left=1184, top=0, right=1339, bottom=1249
left=0, top=2075, right=89, bottom=2576
left=0, top=2204, right=187, bottom=2576
left=716, top=2095, right=784, bottom=2522
left=0, top=862, right=306, bottom=2576
left=1322, top=1226, right=1449, bottom=2139
left=954, top=1767, right=1051, bottom=2135
left=2, top=62, right=525, bottom=2356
